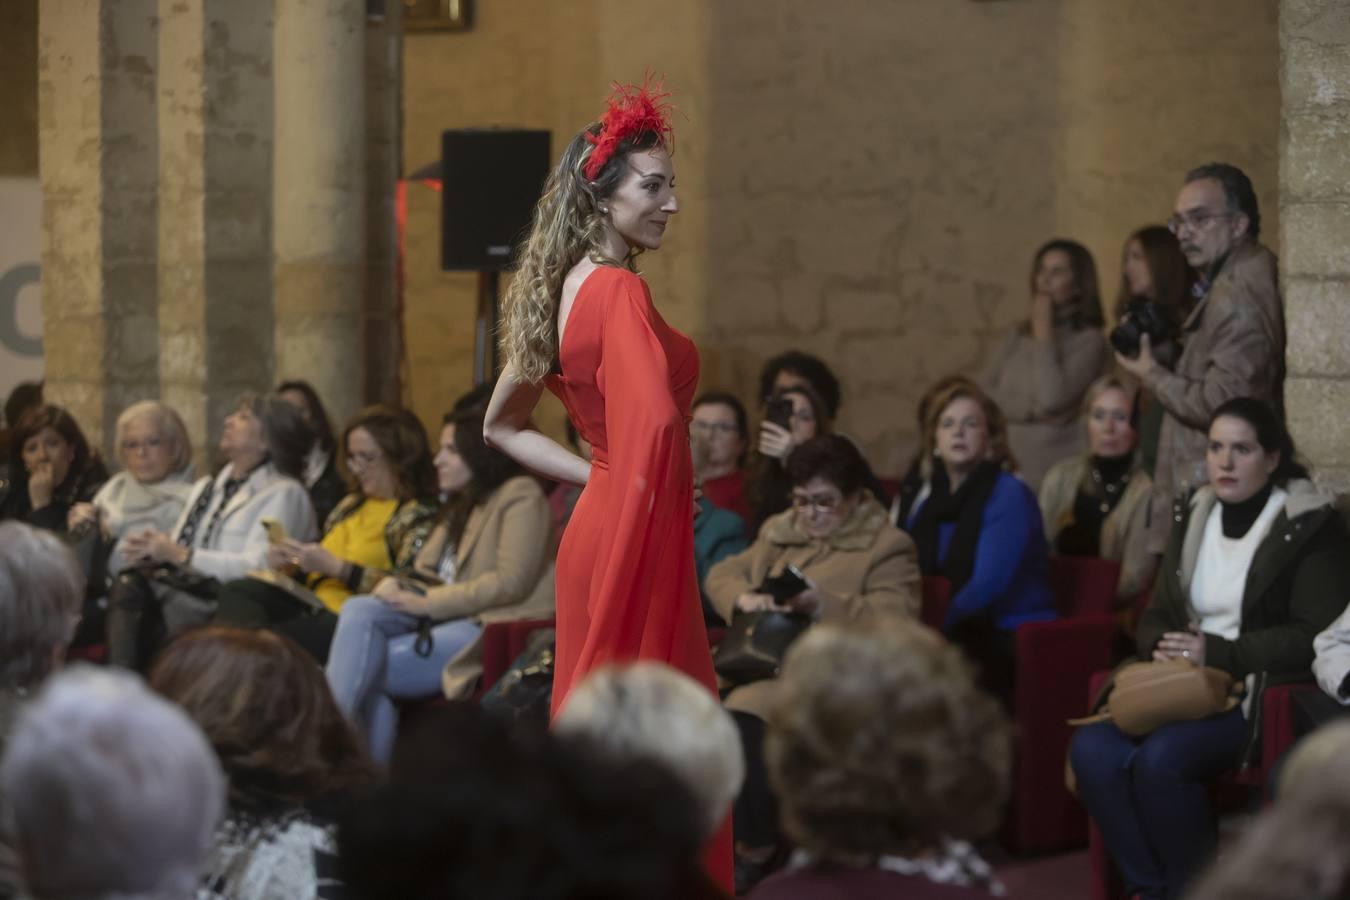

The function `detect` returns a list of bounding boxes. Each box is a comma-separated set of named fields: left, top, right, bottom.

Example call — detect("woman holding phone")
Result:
left=705, top=434, right=919, bottom=891
left=325, top=403, right=553, bottom=764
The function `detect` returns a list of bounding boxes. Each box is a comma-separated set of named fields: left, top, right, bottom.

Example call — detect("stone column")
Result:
left=363, top=1, right=403, bottom=406
left=158, top=0, right=274, bottom=473
left=38, top=0, right=159, bottom=455
left=274, top=0, right=366, bottom=428
left=1281, top=0, right=1350, bottom=493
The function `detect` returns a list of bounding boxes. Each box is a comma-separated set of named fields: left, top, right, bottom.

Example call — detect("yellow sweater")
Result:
left=313, top=498, right=397, bottom=613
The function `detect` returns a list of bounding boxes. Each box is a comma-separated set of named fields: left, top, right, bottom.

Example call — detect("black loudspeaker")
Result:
left=441, top=129, right=551, bottom=271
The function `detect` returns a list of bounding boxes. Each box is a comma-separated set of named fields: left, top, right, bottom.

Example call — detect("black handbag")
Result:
left=480, top=628, right=556, bottom=728
left=713, top=610, right=812, bottom=686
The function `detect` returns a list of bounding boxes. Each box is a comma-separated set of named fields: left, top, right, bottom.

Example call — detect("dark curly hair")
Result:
left=785, top=434, right=868, bottom=497
left=758, top=351, right=842, bottom=420
left=341, top=405, right=438, bottom=501
left=439, top=403, right=528, bottom=548
left=149, top=627, right=376, bottom=817
left=765, top=621, right=1012, bottom=863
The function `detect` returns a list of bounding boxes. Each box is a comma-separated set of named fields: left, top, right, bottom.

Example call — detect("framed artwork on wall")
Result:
left=403, top=0, right=471, bottom=31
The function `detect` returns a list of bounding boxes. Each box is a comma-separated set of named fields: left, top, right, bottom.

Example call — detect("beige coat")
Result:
left=1037, top=455, right=1157, bottom=604
left=1143, top=239, right=1284, bottom=552
left=424, top=476, right=555, bottom=698
left=980, top=324, right=1111, bottom=490
left=704, top=495, right=920, bottom=719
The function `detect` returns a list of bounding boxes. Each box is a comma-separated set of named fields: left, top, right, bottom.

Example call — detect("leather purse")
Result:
left=1070, top=659, right=1241, bottom=737
left=480, top=628, right=556, bottom=727
left=713, top=610, right=812, bottom=686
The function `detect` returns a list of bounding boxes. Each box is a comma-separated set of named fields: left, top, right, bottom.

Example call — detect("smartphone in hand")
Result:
left=260, top=518, right=287, bottom=544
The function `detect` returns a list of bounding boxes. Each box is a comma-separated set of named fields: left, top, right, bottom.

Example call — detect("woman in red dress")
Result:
left=484, top=82, right=731, bottom=886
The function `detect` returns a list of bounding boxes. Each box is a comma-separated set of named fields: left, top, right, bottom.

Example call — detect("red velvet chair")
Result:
left=475, top=617, right=556, bottom=698
left=919, top=560, right=1123, bottom=854
left=1085, top=676, right=1319, bottom=900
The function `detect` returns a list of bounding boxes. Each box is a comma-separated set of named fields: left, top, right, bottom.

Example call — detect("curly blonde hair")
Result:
left=500, top=124, right=667, bottom=383
left=765, top=621, right=1012, bottom=863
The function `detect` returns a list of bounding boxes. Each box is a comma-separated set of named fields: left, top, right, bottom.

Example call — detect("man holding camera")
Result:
left=1116, top=162, right=1285, bottom=552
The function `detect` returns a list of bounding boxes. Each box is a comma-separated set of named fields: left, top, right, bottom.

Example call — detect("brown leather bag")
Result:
left=1070, top=659, right=1241, bottom=737
left=1065, top=659, right=1242, bottom=795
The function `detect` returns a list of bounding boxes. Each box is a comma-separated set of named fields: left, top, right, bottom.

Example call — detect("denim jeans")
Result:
left=1069, top=707, right=1246, bottom=900
left=325, top=594, right=481, bottom=765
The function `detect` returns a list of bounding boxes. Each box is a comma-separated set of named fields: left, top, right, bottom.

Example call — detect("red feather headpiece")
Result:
left=582, top=77, right=674, bottom=182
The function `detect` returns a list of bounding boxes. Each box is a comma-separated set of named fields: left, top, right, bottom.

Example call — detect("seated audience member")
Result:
left=890, top=374, right=978, bottom=528
left=980, top=239, right=1110, bottom=490
left=339, top=703, right=724, bottom=900
left=68, top=400, right=195, bottom=583
left=1186, top=719, right=1350, bottom=900
left=1112, top=225, right=1196, bottom=476
left=748, top=383, right=831, bottom=534
left=0, top=381, right=42, bottom=461
left=706, top=434, right=919, bottom=892
left=1069, top=397, right=1350, bottom=900
left=214, top=405, right=439, bottom=661
left=0, top=404, right=108, bottom=532
left=325, top=402, right=553, bottom=764
left=1315, top=601, right=1350, bottom=704
left=1039, top=375, right=1157, bottom=607
left=105, top=393, right=317, bottom=671
left=149, top=627, right=375, bottom=900
left=758, top=350, right=842, bottom=427
left=751, top=621, right=1011, bottom=898
left=0, top=522, right=85, bottom=898
left=279, top=380, right=347, bottom=528
left=1, top=667, right=224, bottom=900
left=555, top=662, right=745, bottom=884
left=692, top=391, right=753, bottom=526
left=905, top=381, right=1055, bottom=702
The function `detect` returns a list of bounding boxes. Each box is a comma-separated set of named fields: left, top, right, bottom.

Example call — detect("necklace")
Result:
left=1089, top=465, right=1132, bottom=514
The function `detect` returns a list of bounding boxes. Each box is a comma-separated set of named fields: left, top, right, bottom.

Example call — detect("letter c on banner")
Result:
left=0, top=264, right=42, bottom=356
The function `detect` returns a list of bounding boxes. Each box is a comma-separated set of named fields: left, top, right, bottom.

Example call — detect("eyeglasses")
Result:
left=690, top=421, right=739, bottom=436
left=790, top=493, right=841, bottom=514
left=1167, top=211, right=1232, bottom=236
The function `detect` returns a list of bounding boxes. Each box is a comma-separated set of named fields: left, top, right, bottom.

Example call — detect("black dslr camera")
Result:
left=1110, top=301, right=1176, bottom=359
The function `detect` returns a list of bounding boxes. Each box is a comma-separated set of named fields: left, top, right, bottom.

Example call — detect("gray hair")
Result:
left=554, top=662, right=744, bottom=837
left=0, top=522, right=83, bottom=690
left=1, top=666, right=224, bottom=900
left=113, top=400, right=193, bottom=475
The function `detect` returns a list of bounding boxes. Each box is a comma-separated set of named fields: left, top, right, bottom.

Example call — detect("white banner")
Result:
left=0, top=177, right=43, bottom=416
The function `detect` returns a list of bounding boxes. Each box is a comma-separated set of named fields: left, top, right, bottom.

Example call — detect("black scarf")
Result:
left=910, top=460, right=1001, bottom=594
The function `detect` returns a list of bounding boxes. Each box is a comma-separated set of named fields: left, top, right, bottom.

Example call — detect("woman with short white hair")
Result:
left=68, top=400, right=196, bottom=578
left=554, top=661, right=744, bottom=840
left=0, top=521, right=86, bottom=897
left=0, top=666, right=224, bottom=900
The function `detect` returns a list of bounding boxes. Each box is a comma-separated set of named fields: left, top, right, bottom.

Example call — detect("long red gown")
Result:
left=545, top=266, right=732, bottom=889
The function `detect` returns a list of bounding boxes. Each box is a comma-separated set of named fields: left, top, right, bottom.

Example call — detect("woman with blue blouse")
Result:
left=904, top=381, right=1055, bottom=704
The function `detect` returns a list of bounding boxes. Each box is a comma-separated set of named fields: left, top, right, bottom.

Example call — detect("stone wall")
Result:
left=1281, top=0, right=1350, bottom=493
left=402, top=0, right=1281, bottom=473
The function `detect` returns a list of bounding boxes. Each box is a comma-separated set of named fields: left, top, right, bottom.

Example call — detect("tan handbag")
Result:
left=1070, top=659, right=1241, bottom=737
left=1065, top=659, right=1242, bottom=795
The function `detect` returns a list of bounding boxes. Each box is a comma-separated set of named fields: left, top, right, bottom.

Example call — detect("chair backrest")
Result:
left=1049, top=556, right=1122, bottom=617
left=920, top=575, right=952, bottom=630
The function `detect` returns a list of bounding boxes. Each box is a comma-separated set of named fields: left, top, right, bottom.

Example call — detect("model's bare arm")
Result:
left=484, top=365, right=591, bottom=487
